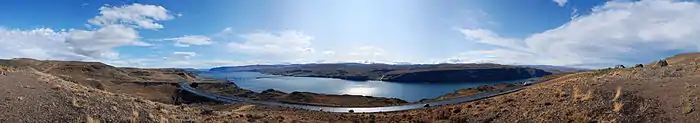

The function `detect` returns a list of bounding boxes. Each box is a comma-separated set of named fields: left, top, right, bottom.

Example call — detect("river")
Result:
left=198, top=71, right=532, bottom=102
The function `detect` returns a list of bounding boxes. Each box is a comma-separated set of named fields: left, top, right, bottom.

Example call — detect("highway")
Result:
left=179, top=81, right=525, bottom=113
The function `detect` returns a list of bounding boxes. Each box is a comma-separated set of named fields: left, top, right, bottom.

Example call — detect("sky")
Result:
left=1, top=0, right=699, bottom=68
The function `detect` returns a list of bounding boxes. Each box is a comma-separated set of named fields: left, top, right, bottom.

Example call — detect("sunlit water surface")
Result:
left=198, top=72, right=531, bottom=102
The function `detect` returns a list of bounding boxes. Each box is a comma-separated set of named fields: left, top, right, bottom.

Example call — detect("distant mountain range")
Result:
left=210, top=63, right=588, bottom=73
left=209, top=63, right=554, bottom=83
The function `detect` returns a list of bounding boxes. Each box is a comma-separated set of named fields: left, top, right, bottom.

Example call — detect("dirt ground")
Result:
left=1, top=53, right=700, bottom=122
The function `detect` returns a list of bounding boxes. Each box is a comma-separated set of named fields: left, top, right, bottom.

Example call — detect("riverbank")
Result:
left=192, top=82, right=409, bottom=107
left=421, top=73, right=572, bottom=102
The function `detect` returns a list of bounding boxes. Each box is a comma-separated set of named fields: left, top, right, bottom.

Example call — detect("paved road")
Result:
left=179, top=81, right=525, bottom=113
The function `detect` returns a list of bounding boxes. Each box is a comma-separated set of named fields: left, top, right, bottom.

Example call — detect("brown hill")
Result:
left=0, top=66, right=301, bottom=122
left=0, top=58, right=199, bottom=104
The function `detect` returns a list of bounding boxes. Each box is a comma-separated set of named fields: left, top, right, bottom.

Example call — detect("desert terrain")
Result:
left=1, top=53, right=699, bottom=122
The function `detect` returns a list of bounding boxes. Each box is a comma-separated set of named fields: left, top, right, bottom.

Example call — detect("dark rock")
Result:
left=655, top=60, right=668, bottom=67
left=200, top=108, right=215, bottom=115
left=614, top=65, right=626, bottom=69
left=633, top=64, right=644, bottom=68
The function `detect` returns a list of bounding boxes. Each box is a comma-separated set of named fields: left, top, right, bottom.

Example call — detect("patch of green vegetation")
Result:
left=683, top=101, right=694, bottom=114
left=0, top=65, right=8, bottom=69
left=590, top=68, right=614, bottom=76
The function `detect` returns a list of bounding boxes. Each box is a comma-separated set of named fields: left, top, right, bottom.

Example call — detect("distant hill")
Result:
left=209, top=64, right=301, bottom=72
left=516, top=65, right=590, bottom=73
left=211, top=63, right=552, bottom=83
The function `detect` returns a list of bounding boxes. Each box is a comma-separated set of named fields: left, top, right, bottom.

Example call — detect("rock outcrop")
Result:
left=655, top=60, right=669, bottom=67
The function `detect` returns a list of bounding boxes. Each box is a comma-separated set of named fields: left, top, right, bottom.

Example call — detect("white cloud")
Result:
left=0, top=3, right=173, bottom=61
left=350, top=46, right=385, bottom=57
left=313, top=46, right=395, bottom=63
left=458, top=0, right=700, bottom=68
left=0, top=28, right=84, bottom=60
left=163, top=35, right=213, bottom=47
left=66, top=25, right=150, bottom=59
left=88, top=3, right=174, bottom=29
left=166, top=52, right=197, bottom=60
left=553, top=0, right=568, bottom=7
left=104, top=58, right=155, bottom=67
left=459, top=29, right=526, bottom=51
left=322, top=51, right=336, bottom=56
left=228, top=30, right=314, bottom=60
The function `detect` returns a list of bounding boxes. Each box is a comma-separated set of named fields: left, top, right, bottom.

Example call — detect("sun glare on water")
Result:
left=342, top=87, right=376, bottom=96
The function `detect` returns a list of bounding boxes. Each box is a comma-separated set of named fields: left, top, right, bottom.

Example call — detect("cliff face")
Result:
left=382, top=68, right=551, bottom=83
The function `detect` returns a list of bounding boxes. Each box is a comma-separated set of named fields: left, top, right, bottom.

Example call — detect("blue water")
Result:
left=198, top=72, right=531, bottom=102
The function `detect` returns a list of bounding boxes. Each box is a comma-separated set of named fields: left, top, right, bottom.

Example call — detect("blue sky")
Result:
left=1, top=0, right=699, bottom=68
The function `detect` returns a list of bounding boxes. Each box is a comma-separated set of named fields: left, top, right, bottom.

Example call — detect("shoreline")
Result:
left=187, top=71, right=564, bottom=107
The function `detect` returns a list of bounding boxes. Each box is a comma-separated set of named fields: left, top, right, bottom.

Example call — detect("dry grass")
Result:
left=131, top=110, right=139, bottom=123
left=70, top=98, right=81, bottom=108
left=573, top=87, right=594, bottom=101
left=159, top=116, right=169, bottom=123
left=581, top=90, right=594, bottom=101
left=613, top=87, right=622, bottom=101
left=556, top=88, right=568, bottom=97
left=682, top=101, right=693, bottom=114
left=86, top=115, right=98, bottom=123
left=612, top=86, right=624, bottom=112
left=0, top=65, right=9, bottom=75
left=614, top=102, right=625, bottom=112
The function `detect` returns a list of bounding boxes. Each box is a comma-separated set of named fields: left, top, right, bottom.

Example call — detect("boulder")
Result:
left=655, top=60, right=668, bottom=67
left=633, top=64, right=644, bottom=68
left=614, top=65, right=626, bottom=69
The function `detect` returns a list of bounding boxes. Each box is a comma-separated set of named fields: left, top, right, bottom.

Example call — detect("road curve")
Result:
left=179, top=81, right=525, bottom=113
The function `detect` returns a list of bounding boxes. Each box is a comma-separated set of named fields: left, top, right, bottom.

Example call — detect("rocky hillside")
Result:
left=250, top=63, right=551, bottom=83
left=0, top=58, right=201, bottom=104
